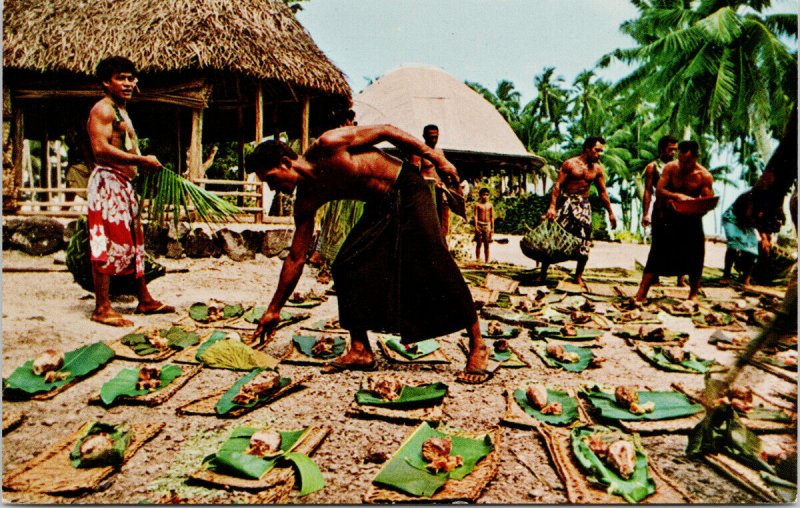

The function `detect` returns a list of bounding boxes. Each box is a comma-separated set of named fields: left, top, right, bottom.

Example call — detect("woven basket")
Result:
left=520, top=219, right=583, bottom=264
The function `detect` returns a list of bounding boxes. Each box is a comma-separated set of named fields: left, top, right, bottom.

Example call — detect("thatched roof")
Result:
left=353, top=66, right=545, bottom=169
left=3, top=0, right=351, bottom=97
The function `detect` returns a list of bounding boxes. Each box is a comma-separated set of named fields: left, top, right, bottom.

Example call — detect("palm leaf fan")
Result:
left=137, top=168, right=242, bottom=227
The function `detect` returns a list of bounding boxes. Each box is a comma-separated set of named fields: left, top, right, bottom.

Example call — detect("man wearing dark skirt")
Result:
left=635, top=140, right=715, bottom=301
left=246, top=125, right=490, bottom=383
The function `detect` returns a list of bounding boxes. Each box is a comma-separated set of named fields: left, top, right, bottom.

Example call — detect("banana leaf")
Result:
left=242, top=307, right=308, bottom=327
left=70, top=422, right=131, bottom=468
left=121, top=327, right=199, bottom=356
left=293, top=335, right=346, bottom=359
left=372, top=422, right=494, bottom=498
left=138, top=166, right=241, bottom=227
left=198, top=339, right=278, bottom=371
left=194, top=331, right=229, bottom=361
left=532, top=341, right=594, bottom=372
left=490, top=347, right=512, bottom=363
left=355, top=382, right=448, bottom=409
left=204, top=427, right=324, bottom=495
left=582, top=385, right=703, bottom=421
left=385, top=338, right=441, bottom=360
left=215, top=368, right=291, bottom=415
left=613, top=326, right=688, bottom=342
left=513, top=387, right=579, bottom=425
left=742, top=407, right=793, bottom=423
left=571, top=425, right=655, bottom=503
left=532, top=327, right=604, bottom=341
left=687, top=404, right=775, bottom=474
left=638, top=345, right=717, bottom=373
left=4, top=342, right=115, bottom=396
left=691, top=312, right=736, bottom=327
left=188, top=303, right=244, bottom=322
left=481, top=322, right=520, bottom=338
left=100, top=364, right=183, bottom=405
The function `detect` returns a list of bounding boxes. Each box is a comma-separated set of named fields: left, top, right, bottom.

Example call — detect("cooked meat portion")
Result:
left=525, top=383, right=549, bottom=409
left=32, top=349, right=64, bottom=376
left=245, top=429, right=282, bottom=457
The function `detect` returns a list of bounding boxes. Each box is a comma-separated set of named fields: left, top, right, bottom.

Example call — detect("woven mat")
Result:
left=87, top=365, right=202, bottom=407
left=554, top=280, right=585, bottom=294
left=747, top=358, right=796, bottom=383
left=176, top=374, right=313, bottom=417
left=672, top=383, right=797, bottom=434
left=3, top=422, right=164, bottom=494
left=481, top=307, right=547, bottom=328
left=701, top=286, right=744, bottom=300
left=281, top=337, right=351, bottom=366
left=705, top=453, right=785, bottom=502
left=470, top=286, right=500, bottom=305
left=1, top=491, right=80, bottom=504
left=2, top=409, right=27, bottom=433
left=584, top=283, right=619, bottom=297
left=613, top=285, right=639, bottom=298
left=377, top=338, right=451, bottom=365
left=484, top=273, right=519, bottom=293
left=345, top=400, right=445, bottom=424
left=654, top=287, right=692, bottom=299
left=535, top=425, right=695, bottom=503
left=364, top=428, right=501, bottom=503
left=457, top=339, right=528, bottom=368
left=188, top=425, right=330, bottom=490
left=500, top=386, right=590, bottom=429
left=107, top=326, right=180, bottom=362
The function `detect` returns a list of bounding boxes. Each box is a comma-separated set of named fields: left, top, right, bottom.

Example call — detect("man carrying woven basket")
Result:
left=540, top=137, right=617, bottom=285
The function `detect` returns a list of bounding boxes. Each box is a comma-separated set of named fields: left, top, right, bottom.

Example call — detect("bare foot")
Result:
left=91, top=309, right=133, bottom=327
left=134, top=301, right=176, bottom=314
left=465, top=343, right=489, bottom=373
left=333, top=349, right=376, bottom=368
left=718, top=277, right=731, bottom=285
left=677, top=277, right=687, bottom=287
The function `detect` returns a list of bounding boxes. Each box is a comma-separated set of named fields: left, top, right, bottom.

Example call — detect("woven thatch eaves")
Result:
left=2, top=0, right=351, bottom=98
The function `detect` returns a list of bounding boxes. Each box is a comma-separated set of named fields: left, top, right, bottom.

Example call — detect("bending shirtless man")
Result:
left=541, top=137, right=617, bottom=285
left=86, top=56, right=174, bottom=326
left=247, top=125, right=490, bottom=383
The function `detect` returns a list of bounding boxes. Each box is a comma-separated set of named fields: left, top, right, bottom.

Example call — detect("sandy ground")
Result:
left=1, top=236, right=795, bottom=504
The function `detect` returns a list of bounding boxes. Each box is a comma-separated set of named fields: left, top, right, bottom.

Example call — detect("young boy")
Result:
left=473, top=188, right=494, bottom=263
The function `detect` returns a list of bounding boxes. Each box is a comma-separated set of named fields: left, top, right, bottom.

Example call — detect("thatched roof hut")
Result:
left=353, top=66, right=546, bottom=181
left=2, top=0, right=352, bottom=216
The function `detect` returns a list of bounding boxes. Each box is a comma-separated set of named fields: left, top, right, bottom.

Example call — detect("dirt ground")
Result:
left=1, top=235, right=795, bottom=504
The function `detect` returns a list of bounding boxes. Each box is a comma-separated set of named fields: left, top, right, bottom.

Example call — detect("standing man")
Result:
left=635, top=140, right=715, bottom=301
left=541, top=136, right=617, bottom=285
left=410, top=124, right=451, bottom=237
left=473, top=188, right=494, bottom=263
left=86, top=56, right=174, bottom=326
left=642, top=135, right=685, bottom=286
left=246, top=124, right=490, bottom=383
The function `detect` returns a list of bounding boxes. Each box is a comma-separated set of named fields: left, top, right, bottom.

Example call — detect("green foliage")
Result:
left=582, top=385, right=704, bottom=421
left=385, top=338, right=442, bottom=360
left=100, top=365, right=183, bottom=405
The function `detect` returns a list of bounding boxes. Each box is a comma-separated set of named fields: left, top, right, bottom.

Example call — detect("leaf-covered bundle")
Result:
left=4, top=342, right=115, bottom=396
left=582, top=385, right=703, bottom=421
left=215, top=368, right=291, bottom=415
left=355, top=382, right=448, bottom=409
left=385, top=338, right=441, bottom=360
left=372, top=422, right=494, bottom=498
left=70, top=422, right=131, bottom=468
left=571, top=425, right=655, bottom=503
left=292, top=335, right=346, bottom=359
left=121, top=327, right=200, bottom=356
left=204, top=426, right=324, bottom=496
left=513, top=386, right=580, bottom=426
left=100, top=365, right=183, bottom=405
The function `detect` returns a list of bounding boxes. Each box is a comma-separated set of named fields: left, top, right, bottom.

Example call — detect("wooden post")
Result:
left=9, top=104, right=24, bottom=211
left=187, top=108, right=203, bottom=181
left=175, top=108, right=183, bottom=176
left=236, top=77, right=245, bottom=207
left=39, top=126, right=50, bottom=211
left=300, top=96, right=311, bottom=153
left=255, top=84, right=264, bottom=143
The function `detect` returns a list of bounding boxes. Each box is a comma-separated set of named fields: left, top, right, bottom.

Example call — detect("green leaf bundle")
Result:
left=583, top=385, right=703, bottom=421
left=372, top=422, right=494, bottom=498
left=292, top=335, right=346, bottom=359
left=355, top=382, right=448, bottom=409
left=138, top=167, right=241, bottom=227
left=121, top=327, right=199, bottom=355
left=215, top=368, right=291, bottom=415
left=70, top=422, right=132, bottom=468
left=204, top=427, right=324, bottom=495
left=4, top=342, right=115, bottom=396
left=513, top=386, right=580, bottom=425
left=385, top=338, right=441, bottom=360
left=571, top=425, right=655, bottom=503
left=100, top=365, right=183, bottom=405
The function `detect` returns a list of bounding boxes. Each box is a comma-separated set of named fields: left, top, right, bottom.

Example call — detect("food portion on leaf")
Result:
left=571, top=425, right=655, bottom=503
left=368, top=376, right=403, bottom=402
left=70, top=422, right=131, bottom=468
left=547, top=343, right=579, bottom=363
left=421, top=437, right=464, bottom=473
left=189, top=302, right=245, bottom=323
left=99, top=364, right=183, bottom=405
left=121, top=327, right=199, bottom=356
left=615, top=385, right=656, bottom=415
left=583, top=385, right=703, bottom=421
left=245, top=429, right=282, bottom=458
left=512, top=383, right=580, bottom=425
left=356, top=376, right=448, bottom=409
left=215, top=368, right=290, bottom=415
left=5, top=342, right=115, bottom=397
left=292, top=335, right=346, bottom=359
left=385, top=337, right=442, bottom=360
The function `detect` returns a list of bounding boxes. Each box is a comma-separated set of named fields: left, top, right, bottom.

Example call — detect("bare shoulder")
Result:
left=661, top=160, right=679, bottom=174
left=314, top=127, right=354, bottom=151
left=561, top=156, right=580, bottom=171
left=88, top=99, right=114, bottom=122
left=698, top=165, right=714, bottom=183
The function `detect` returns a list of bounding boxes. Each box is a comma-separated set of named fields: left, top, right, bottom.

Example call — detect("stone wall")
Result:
left=2, top=217, right=295, bottom=260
